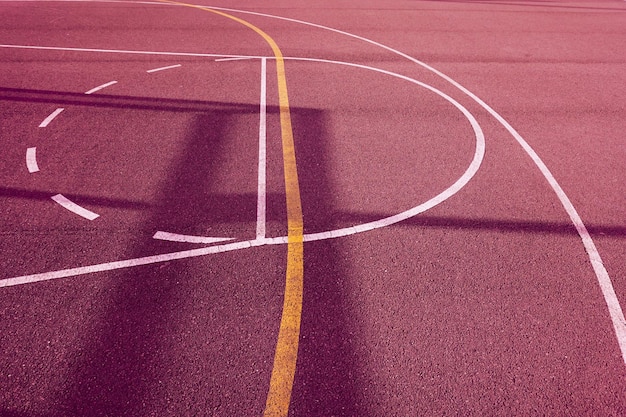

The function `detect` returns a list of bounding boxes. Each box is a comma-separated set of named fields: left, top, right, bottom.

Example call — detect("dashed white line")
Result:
left=146, top=63, right=182, bottom=73
left=256, top=57, right=268, bottom=241
left=26, top=147, right=40, bottom=173
left=38, top=107, right=64, bottom=127
left=84, top=80, right=117, bottom=95
left=153, top=231, right=234, bottom=244
left=51, top=194, right=99, bottom=220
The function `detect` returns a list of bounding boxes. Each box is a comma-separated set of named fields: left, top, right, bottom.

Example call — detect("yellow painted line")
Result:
left=155, top=2, right=304, bottom=416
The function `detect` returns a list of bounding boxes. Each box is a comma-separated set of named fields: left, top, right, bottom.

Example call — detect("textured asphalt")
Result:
left=1, top=1, right=625, bottom=416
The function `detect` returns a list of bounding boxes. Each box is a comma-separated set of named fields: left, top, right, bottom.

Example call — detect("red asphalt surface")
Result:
left=1, top=0, right=625, bottom=416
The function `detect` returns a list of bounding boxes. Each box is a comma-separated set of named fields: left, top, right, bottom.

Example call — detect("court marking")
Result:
left=39, top=107, right=64, bottom=127
left=153, top=231, right=234, bottom=244
left=154, top=2, right=304, bottom=416
left=0, top=43, right=265, bottom=60
left=146, top=63, right=181, bottom=73
left=84, top=80, right=118, bottom=95
left=257, top=57, right=268, bottom=241
left=0, top=57, right=484, bottom=290
left=51, top=194, right=100, bottom=220
left=194, top=3, right=626, bottom=365
left=0, top=0, right=622, bottom=389
left=7, top=46, right=484, bottom=245
left=215, top=57, right=255, bottom=62
left=26, top=147, right=40, bottom=173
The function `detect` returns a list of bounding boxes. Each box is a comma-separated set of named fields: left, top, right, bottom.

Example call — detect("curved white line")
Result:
left=279, top=57, right=484, bottom=242
left=51, top=194, right=99, bottom=220
left=201, top=1, right=626, bottom=366
left=1, top=60, right=482, bottom=284
left=0, top=43, right=260, bottom=60
left=84, top=80, right=117, bottom=95
left=26, top=147, right=40, bottom=173
left=39, top=107, right=64, bottom=127
left=153, top=231, right=234, bottom=244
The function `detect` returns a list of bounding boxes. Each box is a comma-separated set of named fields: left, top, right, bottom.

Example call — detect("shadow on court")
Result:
left=12, top=99, right=370, bottom=416
left=287, top=108, right=370, bottom=416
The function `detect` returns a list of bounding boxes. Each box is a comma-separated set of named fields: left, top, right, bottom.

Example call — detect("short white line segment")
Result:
left=146, top=64, right=182, bottom=73
left=84, top=80, right=117, bottom=95
left=256, top=57, right=268, bottom=241
left=51, top=194, right=99, bottom=220
left=39, top=108, right=64, bottom=127
left=26, top=147, right=40, bottom=173
left=153, top=231, right=234, bottom=244
left=215, top=57, right=255, bottom=62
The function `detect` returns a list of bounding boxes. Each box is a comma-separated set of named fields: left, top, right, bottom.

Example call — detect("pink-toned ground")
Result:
left=0, top=1, right=624, bottom=415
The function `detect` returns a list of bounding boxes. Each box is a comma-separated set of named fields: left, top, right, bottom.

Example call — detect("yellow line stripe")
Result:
left=156, top=2, right=304, bottom=416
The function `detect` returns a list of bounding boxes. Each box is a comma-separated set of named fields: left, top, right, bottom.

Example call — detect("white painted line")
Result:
left=146, top=63, right=182, bottom=73
left=256, top=57, right=268, bottom=240
left=0, top=61, right=483, bottom=288
left=215, top=57, right=256, bottom=62
left=84, top=80, right=117, bottom=95
left=153, top=231, right=234, bottom=244
left=0, top=239, right=263, bottom=289
left=213, top=4, right=626, bottom=366
left=51, top=194, right=99, bottom=220
left=0, top=44, right=261, bottom=60
left=282, top=19, right=626, bottom=365
left=38, top=107, right=64, bottom=127
left=26, top=147, right=40, bottom=173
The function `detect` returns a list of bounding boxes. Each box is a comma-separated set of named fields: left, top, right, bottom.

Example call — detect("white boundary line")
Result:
left=256, top=57, right=268, bottom=241
left=51, top=194, right=99, bottom=220
left=146, top=63, right=181, bottom=73
left=38, top=107, right=64, bottom=127
left=26, top=147, right=40, bottom=173
left=84, top=80, right=117, bottom=95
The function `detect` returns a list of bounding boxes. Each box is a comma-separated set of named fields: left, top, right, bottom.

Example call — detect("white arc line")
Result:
left=153, top=231, right=234, bottom=244
left=257, top=57, right=268, bottom=241
left=39, top=108, right=64, bottom=127
left=26, top=147, right=40, bottom=173
left=146, top=63, right=182, bottom=73
left=84, top=80, right=117, bottom=95
left=51, top=194, right=99, bottom=220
